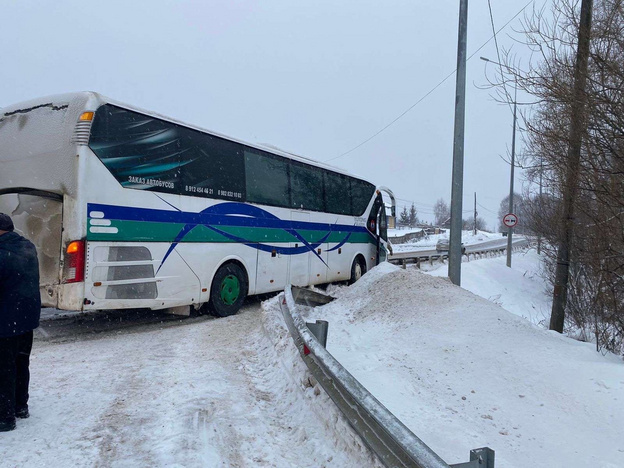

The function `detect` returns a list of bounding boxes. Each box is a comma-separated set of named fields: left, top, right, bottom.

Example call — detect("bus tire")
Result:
left=208, top=262, right=248, bottom=317
left=349, top=256, right=366, bottom=284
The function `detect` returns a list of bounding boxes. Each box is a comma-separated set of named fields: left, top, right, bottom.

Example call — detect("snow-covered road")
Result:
left=1, top=303, right=379, bottom=467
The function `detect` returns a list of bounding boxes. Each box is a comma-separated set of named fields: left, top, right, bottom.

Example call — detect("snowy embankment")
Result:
left=429, top=249, right=552, bottom=325
left=303, top=261, right=624, bottom=467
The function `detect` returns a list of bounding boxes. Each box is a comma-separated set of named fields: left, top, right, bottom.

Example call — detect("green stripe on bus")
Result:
left=87, top=220, right=375, bottom=244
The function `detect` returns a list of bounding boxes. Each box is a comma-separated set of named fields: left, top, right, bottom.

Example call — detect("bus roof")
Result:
left=1, top=91, right=373, bottom=185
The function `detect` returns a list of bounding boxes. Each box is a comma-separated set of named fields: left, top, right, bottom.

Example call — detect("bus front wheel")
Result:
left=349, top=256, right=366, bottom=284
left=208, top=263, right=248, bottom=317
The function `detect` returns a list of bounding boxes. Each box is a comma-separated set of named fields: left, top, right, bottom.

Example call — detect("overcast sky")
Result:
left=1, top=0, right=542, bottom=230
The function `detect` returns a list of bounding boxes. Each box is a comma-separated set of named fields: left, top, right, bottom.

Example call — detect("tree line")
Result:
left=492, top=0, right=623, bottom=354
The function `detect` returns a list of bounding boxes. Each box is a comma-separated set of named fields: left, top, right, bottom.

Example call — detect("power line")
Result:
left=487, top=0, right=514, bottom=113
left=477, top=202, right=498, bottom=214
left=326, top=0, right=534, bottom=163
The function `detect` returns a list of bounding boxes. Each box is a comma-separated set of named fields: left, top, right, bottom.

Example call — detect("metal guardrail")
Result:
left=389, top=239, right=529, bottom=268
left=280, top=286, right=495, bottom=468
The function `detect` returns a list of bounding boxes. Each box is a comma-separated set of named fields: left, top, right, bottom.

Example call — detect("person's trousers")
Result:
left=0, top=331, right=33, bottom=422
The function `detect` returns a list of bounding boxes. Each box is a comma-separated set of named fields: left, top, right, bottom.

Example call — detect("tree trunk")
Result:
left=549, top=0, right=594, bottom=332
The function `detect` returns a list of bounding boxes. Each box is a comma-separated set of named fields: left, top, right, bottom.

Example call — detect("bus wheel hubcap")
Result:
left=355, top=263, right=362, bottom=280
left=221, top=275, right=240, bottom=305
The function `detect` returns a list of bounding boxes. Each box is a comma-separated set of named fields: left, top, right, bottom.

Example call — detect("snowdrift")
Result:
left=275, top=263, right=624, bottom=468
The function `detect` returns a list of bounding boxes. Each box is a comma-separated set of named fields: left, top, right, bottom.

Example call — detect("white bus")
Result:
left=0, top=92, right=394, bottom=316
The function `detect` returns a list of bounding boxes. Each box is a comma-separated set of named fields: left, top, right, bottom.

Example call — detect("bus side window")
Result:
left=378, top=205, right=388, bottom=241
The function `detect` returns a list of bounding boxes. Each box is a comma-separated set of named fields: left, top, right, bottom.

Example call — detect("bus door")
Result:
left=367, top=192, right=389, bottom=265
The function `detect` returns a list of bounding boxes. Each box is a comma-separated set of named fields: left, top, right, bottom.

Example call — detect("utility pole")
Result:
left=449, top=0, right=468, bottom=286
left=480, top=55, right=517, bottom=268
left=537, top=155, right=543, bottom=255
left=473, top=192, right=477, bottom=235
left=550, top=0, right=593, bottom=333
left=506, top=84, right=517, bottom=268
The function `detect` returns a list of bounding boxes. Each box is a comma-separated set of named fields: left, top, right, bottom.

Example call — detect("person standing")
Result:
left=0, top=213, right=41, bottom=432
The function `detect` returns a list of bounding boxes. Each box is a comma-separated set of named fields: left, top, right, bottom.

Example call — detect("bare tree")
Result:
left=433, top=198, right=450, bottom=226
left=409, top=203, right=418, bottom=227
left=496, top=0, right=623, bottom=353
left=463, top=217, right=488, bottom=231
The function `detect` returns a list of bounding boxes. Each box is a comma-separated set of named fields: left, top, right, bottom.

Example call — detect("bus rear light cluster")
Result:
left=63, top=240, right=85, bottom=283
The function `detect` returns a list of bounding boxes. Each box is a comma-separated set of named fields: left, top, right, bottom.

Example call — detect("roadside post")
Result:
left=502, top=213, right=518, bottom=266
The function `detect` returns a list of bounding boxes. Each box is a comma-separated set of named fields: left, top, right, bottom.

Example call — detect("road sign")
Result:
left=503, top=213, right=518, bottom=228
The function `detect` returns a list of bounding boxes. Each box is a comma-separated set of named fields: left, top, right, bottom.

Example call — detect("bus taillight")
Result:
left=63, top=240, right=85, bottom=283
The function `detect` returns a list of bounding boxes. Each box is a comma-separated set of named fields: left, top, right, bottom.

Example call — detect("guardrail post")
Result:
left=306, top=320, right=329, bottom=348
left=449, top=447, right=495, bottom=468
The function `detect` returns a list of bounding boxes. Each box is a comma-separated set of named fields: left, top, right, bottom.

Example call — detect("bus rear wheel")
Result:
left=349, top=256, right=366, bottom=284
left=208, top=263, right=248, bottom=317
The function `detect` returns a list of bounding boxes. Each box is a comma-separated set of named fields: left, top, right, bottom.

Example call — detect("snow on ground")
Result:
left=313, top=260, right=624, bottom=467
left=0, top=304, right=380, bottom=467
left=2, top=249, right=623, bottom=467
left=391, top=229, right=503, bottom=253
left=429, top=249, right=553, bottom=326
left=388, top=227, right=428, bottom=237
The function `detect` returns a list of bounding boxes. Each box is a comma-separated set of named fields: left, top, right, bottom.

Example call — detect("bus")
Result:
left=0, top=92, right=395, bottom=316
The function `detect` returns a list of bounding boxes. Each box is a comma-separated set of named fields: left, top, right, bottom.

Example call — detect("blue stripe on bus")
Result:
left=88, top=202, right=370, bottom=234
left=88, top=202, right=374, bottom=272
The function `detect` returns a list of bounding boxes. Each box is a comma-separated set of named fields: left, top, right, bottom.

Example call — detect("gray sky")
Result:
left=1, top=0, right=539, bottom=230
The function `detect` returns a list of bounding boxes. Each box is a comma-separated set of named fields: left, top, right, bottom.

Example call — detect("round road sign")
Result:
left=503, top=213, right=518, bottom=228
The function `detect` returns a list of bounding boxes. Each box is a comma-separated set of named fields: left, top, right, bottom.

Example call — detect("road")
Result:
left=4, top=298, right=379, bottom=467
left=389, top=236, right=529, bottom=261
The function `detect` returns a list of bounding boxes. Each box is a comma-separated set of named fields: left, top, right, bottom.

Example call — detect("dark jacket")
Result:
left=0, top=231, right=41, bottom=337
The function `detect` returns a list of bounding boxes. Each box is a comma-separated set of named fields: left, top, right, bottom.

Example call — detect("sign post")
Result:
left=503, top=213, right=518, bottom=268
left=503, top=213, right=518, bottom=228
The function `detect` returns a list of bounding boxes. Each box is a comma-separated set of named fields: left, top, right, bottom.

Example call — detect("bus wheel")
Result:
left=208, top=263, right=248, bottom=317
left=349, top=256, right=366, bottom=284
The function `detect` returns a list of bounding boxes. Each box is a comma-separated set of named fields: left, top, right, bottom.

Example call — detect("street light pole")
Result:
left=506, top=84, right=517, bottom=267
left=449, top=0, right=469, bottom=286
left=480, top=56, right=517, bottom=267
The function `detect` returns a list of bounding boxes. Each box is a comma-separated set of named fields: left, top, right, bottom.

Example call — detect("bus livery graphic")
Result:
left=87, top=202, right=374, bottom=271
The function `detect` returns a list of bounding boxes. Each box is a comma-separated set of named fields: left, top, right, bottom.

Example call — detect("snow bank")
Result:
left=430, top=249, right=552, bottom=325
left=306, top=264, right=624, bottom=467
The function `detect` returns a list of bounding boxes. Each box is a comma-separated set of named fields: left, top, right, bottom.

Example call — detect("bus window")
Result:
left=90, top=104, right=246, bottom=201
left=244, top=150, right=290, bottom=208
left=290, top=161, right=324, bottom=211
left=90, top=105, right=182, bottom=195
left=324, top=171, right=351, bottom=215
left=351, top=179, right=376, bottom=216
left=378, top=204, right=388, bottom=241
left=181, top=135, right=244, bottom=200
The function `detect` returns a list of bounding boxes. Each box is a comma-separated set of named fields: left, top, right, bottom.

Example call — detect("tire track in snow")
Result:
left=2, top=301, right=381, bottom=467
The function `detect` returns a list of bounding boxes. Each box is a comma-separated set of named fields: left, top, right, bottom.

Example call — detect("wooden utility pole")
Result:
left=474, top=192, right=477, bottom=235
left=549, top=0, right=593, bottom=333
